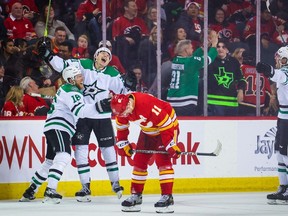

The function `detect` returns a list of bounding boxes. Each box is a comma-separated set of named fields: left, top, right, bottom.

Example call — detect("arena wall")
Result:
left=0, top=117, right=278, bottom=200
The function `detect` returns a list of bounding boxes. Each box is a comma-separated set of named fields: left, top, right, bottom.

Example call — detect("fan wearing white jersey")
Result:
left=33, top=40, right=136, bottom=202
left=256, top=46, right=288, bottom=205
left=20, top=66, right=112, bottom=203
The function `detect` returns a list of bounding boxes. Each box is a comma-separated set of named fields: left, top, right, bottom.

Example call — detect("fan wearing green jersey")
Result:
left=166, top=30, right=218, bottom=116
left=20, top=66, right=112, bottom=203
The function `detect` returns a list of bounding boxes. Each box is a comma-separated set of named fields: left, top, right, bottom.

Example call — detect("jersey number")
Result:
left=170, top=70, right=180, bottom=89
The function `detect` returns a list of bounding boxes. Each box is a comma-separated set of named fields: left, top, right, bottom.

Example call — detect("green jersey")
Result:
left=166, top=47, right=217, bottom=107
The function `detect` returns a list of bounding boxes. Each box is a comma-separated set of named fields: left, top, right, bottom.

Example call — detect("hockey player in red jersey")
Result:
left=111, top=92, right=181, bottom=213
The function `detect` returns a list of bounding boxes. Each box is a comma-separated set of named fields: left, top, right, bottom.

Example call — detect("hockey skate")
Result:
left=75, top=183, right=91, bottom=202
left=42, top=187, right=62, bottom=204
left=275, top=190, right=288, bottom=205
left=112, top=181, right=124, bottom=199
left=121, top=193, right=142, bottom=212
left=267, top=185, right=288, bottom=205
left=19, top=183, right=37, bottom=202
left=154, top=194, right=174, bottom=213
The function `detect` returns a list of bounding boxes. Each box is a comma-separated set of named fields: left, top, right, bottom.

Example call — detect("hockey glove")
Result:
left=36, top=37, right=53, bottom=62
left=116, top=140, right=134, bottom=157
left=256, top=62, right=275, bottom=78
left=95, top=98, right=112, bottom=113
left=166, top=141, right=181, bottom=159
left=121, top=70, right=137, bottom=91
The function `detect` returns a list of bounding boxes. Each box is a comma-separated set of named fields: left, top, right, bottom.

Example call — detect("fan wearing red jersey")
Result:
left=111, top=92, right=180, bottom=213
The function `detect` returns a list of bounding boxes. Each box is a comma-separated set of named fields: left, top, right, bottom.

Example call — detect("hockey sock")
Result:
left=131, top=167, right=147, bottom=193
left=75, top=145, right=90, bottom=185
left=47, top=152, right=71, bottom=189
left=277, top=152, right=288, bottom=185
left=159, top=166, right=174, bottom=195
left=31, top=159, right=53, bottom=191
left=100, top=146, right=119, bottom=183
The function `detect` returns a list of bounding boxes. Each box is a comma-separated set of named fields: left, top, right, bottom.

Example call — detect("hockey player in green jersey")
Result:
left=166, top=30, right=218, bottom=116
left=20, top=66, right=113, bottom=203
left=27, top=41, right=135, bottom=202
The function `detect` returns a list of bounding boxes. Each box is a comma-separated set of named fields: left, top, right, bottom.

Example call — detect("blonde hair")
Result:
left=5, top=86, right=24, bottom=107
left=78, top=34, right=89, bottom=43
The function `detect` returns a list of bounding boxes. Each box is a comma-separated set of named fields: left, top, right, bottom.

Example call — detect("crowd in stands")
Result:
left=0, top=0, right=287, bottom=117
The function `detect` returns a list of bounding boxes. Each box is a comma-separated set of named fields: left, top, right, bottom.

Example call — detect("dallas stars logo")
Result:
left=83, top=80, right=105, bottom=100
left=214, top=67, right=234, bottom=88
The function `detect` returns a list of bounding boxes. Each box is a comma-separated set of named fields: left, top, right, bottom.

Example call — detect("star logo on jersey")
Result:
left=214, top=67, right=234, bottom=88
left=83, top=80, right=105, bottom=100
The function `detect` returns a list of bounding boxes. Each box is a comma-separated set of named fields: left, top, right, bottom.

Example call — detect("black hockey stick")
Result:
left=132, top=140, right=222, bottom=156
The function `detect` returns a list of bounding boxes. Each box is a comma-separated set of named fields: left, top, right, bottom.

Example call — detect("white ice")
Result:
left=0, top=192, right=287, bottom=216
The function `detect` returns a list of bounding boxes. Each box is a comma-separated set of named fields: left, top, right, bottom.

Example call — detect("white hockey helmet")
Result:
left=275, top=46, right=288, bottom=67
left=94, top=47, right=112, bottom=60
left=62, top=66, right=82, bottom=83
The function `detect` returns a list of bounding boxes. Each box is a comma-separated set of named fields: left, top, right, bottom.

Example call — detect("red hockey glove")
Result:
left=116, top=140, right=134, bottom=157
left=166, top=141, right=181, bottom=159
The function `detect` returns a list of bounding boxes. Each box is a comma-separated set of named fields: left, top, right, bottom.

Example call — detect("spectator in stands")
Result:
left=145, top=5, right=167, bottom=32
left=174, top=1, right=203, bottom=45
left=129, top=63, right=148, bottom=93
left=207, top=39, right=246, bottom=116
left=0, top=60, right=18, bottom=111
left=1, top=85, right=27, bottom=116
left=6, top=0, right=39, bottom=25
left=167, top=26, right=188, bottom=59
left=209, top=8, right=241, bottom=43
left=112, top=0, right=149, bottom=69
left=72, top=34, right=90, bottom=59
left=50, top=26, right=69, bottom=54
left=232, top=48, right=273, bottom=116
left=166, top=31, right=218, bottom=116
left=243, top=2, right=277, bottom=57
left=20, top=76, right=50, bottom=116
left=4, top=2, right=37, bottom=43
left=98, top=40, right=125, bottom=74
left=138, top=26, right=166, bottom=88
left=75, top=0, right=112, bottom=47
left=110, top=0, right=148, bottom=20
left=34, top=4, right=75, bottom=41
left=0, top=38, right=23, bottom=83
left=225, top=1, right=255, bottom=33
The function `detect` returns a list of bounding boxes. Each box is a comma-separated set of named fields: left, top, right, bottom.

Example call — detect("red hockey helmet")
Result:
left=111, top=94, right=130, bottom=116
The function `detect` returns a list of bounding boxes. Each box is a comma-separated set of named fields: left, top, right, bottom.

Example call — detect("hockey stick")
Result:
left=44, top=0, right=52, bottom=38
left=132, top=140, right=222, bottom=156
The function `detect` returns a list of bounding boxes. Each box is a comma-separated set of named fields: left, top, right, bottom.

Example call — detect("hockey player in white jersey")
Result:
left=20, top=66, right=113, bottom=203
left=256, top=46, right=288, bottom=205
left=32, top=40, right=136, bottom=202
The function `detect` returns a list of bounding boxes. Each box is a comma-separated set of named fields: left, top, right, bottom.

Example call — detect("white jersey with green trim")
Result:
left=43, top=83, right=98, bottom=137
left=48, top=55, right=128, bottom=119
left=270, top=65, right=288, bottom=120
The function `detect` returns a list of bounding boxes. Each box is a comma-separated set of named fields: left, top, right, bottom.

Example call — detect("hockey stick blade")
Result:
left=133, top=140, right=222, bottom=157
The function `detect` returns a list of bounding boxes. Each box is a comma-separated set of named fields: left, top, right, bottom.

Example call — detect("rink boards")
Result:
left=0, top=117, right=279, bottom=200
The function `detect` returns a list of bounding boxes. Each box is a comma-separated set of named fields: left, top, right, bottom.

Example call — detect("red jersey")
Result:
left=6, top=0, right=39, bottom=14
left=72, top=47, right=90, bottom=59
left=115, top=92, right=179, bottom=148
left=76, top=0, right=111, bottom=22
left=240, top=64, right=271, bottom=108
left=22, top=93, right=49, bottom=115
left=4, top=14, right=36, bottom=39
left=243, top=16, right=275, bottom=40
left=1, top=101, right=26, bottom=116
left=112, top=15, right=149, bottom=40
left=209, top=22, right=240, bottom=42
